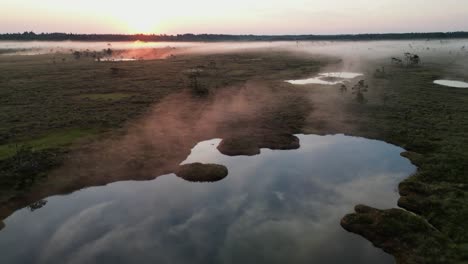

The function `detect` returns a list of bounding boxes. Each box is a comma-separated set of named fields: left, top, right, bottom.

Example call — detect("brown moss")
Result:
left=217, top=134, right=299, bottom=156
left=217, top=138, right=260, bottom=156
left=341, top=205, right=462, bottom=264
left=175, top=163, right=228, bottom=183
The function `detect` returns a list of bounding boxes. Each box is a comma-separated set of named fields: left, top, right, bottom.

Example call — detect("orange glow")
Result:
left=2, top=0, right=467, bottom=35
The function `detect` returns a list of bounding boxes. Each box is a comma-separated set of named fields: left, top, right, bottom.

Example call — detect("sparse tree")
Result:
left=404, top=52, right=420, bottom=66
left=187, top=71, right=208, bottom=96
left=374, top=66, right=387, bottom=79
left=391, top=57, right=403, bottom=65
left=73, top=51, right=81, bottom=60
left=340, top=84, right=347, bottom=93
left=28, top=200, right=47, bottom=211
left=352, top=80, right=369, bottom=104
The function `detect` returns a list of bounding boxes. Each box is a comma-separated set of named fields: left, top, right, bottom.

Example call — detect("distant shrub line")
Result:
left=1, top=31, right=468, bottom=42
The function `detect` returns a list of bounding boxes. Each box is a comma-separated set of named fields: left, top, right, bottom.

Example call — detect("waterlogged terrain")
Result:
left=1, top=39, right=468, bottom=263
left=0, top=135, right=415, bottom=264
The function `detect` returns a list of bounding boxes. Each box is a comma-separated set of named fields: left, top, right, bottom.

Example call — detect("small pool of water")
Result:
left=286, top=77, right=342, bottom=85
left=319, top=72, right=364, bottom=79
left=286, top=72, right=363, bottom=85
left=97, top=58, right=137, bottom=62
left=0, top=134, right=415, bottom=264
left=434, top=80, right=468, bottom=88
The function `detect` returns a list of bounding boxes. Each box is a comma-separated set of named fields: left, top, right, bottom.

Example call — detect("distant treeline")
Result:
left=1, top=31, right=468, bottom=42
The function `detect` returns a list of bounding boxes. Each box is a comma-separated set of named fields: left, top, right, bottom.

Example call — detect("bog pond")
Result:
left=286, top=72, right=364, bottom=85
left=0, top=134, right=415, bottom=264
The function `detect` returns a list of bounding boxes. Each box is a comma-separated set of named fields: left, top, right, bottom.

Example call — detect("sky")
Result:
left=1, top=0, right=467, bottom=35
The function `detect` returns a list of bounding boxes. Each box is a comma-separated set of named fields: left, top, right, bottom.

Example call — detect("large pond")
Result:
left=0, top=134, right=415, bottom=264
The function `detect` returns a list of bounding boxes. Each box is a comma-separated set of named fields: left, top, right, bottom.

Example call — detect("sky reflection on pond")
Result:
left=0, top=134, right=415, bottom=264
left=433, top=80, right=468, bottom=88
left=286, top=72, right=363, bottom=85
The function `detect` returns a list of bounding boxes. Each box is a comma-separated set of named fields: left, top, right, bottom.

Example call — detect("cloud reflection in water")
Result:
left=0, top=134, right=415, bottom=264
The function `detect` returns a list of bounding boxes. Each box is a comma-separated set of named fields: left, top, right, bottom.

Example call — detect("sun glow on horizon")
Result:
left=126, top=20, right=159, bottom=34
left=124, top=16, right=161, bottom=34
left=114, top=10, right=162, bottom=34
left=99, top=4, right=166, bottom=34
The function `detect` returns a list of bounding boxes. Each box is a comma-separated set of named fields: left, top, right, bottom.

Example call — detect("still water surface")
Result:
left=0, top=134, right=415, bottom=264
left=434, top=80, right=468, bottom=88
left=286, top=72, right=363, bottom=85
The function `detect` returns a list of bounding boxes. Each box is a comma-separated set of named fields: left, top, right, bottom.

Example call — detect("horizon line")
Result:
left=2, top=31, right=468, bottom=42
left=1, top=31, right=468, bottom=36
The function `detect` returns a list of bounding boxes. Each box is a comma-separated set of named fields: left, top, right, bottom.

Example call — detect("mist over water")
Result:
left=2, top=39, right=468, bottom=60
left=3, top=39, right=468, bottom=83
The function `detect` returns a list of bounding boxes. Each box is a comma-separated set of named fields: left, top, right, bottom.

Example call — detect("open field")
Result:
left=0, top=41, right=468, bottom=263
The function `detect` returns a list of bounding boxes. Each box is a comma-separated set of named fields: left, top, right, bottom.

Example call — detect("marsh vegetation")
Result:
left=0, top=40, right=467, bottom=263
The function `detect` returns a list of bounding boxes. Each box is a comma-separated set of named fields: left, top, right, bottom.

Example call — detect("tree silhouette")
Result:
left=404, top=53, right=420, bottom=66
left=352, top=80, right=369, bottom=104
left=340, top=84, right=347, bottom=93
left=187, top=70, right=208, bottom=96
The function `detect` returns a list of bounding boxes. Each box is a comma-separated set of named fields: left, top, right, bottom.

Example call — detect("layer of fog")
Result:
left=1, top=39, right=467, bottom=61
left=3, top=39, right=468, bottom=85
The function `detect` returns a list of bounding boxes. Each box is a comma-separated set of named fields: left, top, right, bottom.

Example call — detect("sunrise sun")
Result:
left=127, top=17, right=159, bottom=34
left=115, top=9, right=161, bottom=34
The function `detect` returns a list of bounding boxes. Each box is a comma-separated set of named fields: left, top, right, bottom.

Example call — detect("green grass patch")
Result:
left=0, top=128, right=98, bottom=160
left=75, top=93, right=134, bottom=100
